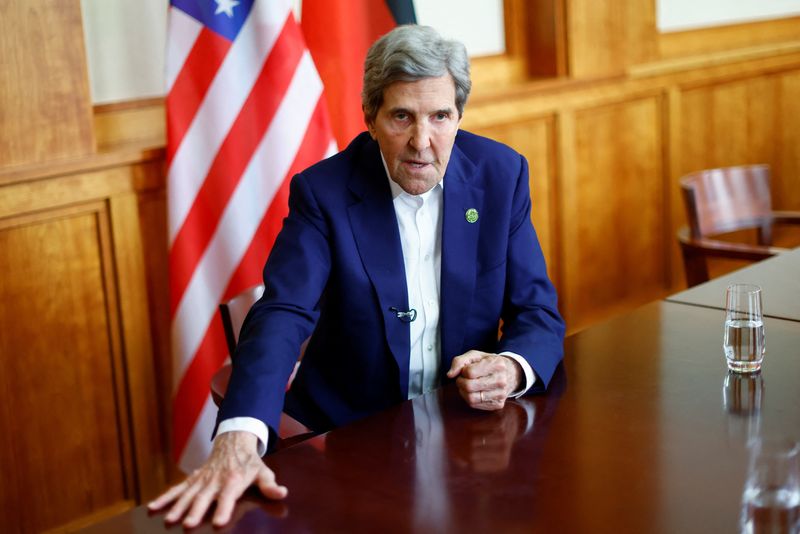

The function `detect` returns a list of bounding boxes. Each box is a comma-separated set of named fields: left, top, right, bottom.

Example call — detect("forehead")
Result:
left=380, top=75, right=456, bottom=111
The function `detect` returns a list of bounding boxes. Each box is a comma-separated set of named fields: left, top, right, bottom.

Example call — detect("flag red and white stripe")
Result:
left=167, top=0, right=335, bottom=472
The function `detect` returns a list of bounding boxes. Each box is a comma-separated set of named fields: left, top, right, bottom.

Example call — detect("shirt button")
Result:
left=424, top=254, right=430, bottom=261
left=427, top=345, right=433, bottom=351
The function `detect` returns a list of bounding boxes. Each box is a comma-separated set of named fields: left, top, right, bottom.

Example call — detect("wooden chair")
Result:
left=677, top=165, right=800, bottom=287
left=211, top=284, right=313, bottom=450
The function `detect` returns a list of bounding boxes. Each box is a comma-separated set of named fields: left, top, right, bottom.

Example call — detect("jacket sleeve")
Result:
left=496, top=155, right=565, bottom=391
left=216, top=172, right=331, bottom=434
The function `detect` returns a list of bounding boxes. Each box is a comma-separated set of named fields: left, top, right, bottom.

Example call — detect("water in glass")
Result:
left=724, top=319, right=765, bottom=373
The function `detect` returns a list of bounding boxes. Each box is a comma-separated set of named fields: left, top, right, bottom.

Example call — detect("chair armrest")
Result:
left=773, top=211, right=800, bottom=225
left=677, top=227, right=788, bottom=261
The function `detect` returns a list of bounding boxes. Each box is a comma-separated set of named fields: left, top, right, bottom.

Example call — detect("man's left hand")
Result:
left=446, top=350, right=522, bottom=411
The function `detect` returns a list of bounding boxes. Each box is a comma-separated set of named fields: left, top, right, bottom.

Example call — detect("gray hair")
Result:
left=362, top=25, right=471, bottom=124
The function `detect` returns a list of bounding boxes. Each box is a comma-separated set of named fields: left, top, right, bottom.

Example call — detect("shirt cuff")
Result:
left=216, top=417, right=269, bottom=457
left=499, top=351, right=536, bottom=398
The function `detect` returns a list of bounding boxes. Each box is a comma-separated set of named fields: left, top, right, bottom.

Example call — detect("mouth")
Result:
left=403, top=159, right=432, bottom=169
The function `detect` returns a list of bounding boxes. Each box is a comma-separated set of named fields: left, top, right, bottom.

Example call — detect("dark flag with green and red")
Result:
left=301, top=0, right=417, bottom=149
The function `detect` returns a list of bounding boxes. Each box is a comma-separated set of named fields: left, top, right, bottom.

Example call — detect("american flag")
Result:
left=166, top=0, right=335, bottom=472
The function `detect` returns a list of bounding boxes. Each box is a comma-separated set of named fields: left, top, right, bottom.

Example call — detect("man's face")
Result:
left=367, top=75, right=462, bottom=196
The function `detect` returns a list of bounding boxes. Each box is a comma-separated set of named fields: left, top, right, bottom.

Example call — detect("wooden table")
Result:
left=667, top=247, right=800, bottom=322
left=84, top=301, right=800, bottom=533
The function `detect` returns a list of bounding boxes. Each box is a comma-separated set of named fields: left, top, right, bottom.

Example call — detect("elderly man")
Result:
left=150, top=24, right=564, bottom=527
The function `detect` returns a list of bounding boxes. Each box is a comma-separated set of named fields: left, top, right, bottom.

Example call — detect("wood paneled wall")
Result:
left=0, top=152, right=167, bottom=531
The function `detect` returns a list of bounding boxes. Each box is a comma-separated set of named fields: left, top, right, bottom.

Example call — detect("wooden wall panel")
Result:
left=0, top=0, right=94, bottom=167
left=0, top=206, right=133, bottom=532
left=680, top=76, right=779, bottom=176
left=0, top=156, right=166, bottom=532
left=137, top=189, right=176, bottom=482
left=566, top=0, right=657, bottom=78
left=775, top=71, right=800, bottom=211
left=658, top=17, right=800, bottom=60
left=562, top=96, right=667, bottom=330
left=473, top=117, right=558, bottom=283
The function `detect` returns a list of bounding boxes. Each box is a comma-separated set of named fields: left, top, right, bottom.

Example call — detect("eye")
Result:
left=434, top=111, right=450, bottom=121
left=394, top=112, right=409, bottom=121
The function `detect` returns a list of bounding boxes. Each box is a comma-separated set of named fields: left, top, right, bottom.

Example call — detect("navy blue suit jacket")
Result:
left=218, top=130, right=565, bottom=436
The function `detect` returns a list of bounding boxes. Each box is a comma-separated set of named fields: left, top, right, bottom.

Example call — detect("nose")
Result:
left=408, top=120, right=431, bottom=152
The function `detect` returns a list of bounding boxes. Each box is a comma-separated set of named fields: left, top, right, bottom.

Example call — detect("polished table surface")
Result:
left=667, top=247, right=800, bottom=322
left=85, top=301, right=800, bottom=533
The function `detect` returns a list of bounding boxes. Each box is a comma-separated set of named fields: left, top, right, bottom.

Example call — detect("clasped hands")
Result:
left=447, top=349, right=524, bottom=410
left=148, top=350, right=522, bottom=528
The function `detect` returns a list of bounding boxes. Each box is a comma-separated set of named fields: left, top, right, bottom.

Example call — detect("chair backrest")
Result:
left=219, top=284, right=265, bottom=356
left=681, top=165, right=773, bottom=239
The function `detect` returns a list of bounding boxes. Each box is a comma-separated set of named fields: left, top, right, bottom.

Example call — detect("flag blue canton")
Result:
left=171, top=0, right=255, bottom=41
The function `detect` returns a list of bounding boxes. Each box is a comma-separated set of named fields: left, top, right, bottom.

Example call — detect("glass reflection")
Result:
left=740, top=438, right=800, bottom=534
left=723, top=371, right=763, bottom=444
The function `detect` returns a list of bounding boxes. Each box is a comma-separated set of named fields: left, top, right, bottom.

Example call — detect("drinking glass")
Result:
left=740, top=438, right=800, bottom=533
left=724, top=284, right=765, bottom=373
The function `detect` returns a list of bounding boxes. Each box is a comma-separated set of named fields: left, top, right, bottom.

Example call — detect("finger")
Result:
left=211, top=485, right=243, bottom=527
left=481, top=397, right=506, bottom=411
left=164, top=479, right=203, bottom=523
left=456, top=374, right=495, bottom=393
left=210, top=466, right=262, bottom=527
left=447, top=350, right=488, bottom=377
left=148, top=480, right=188, bottom=510
left=467, top=389, right=506, bottom=411
left=460, top=357, right=505, bottom=379
left=460, top=366, right=514, bottom=397
left=183, top=485, right=219, bottom=528
left=255, top=466, right=288, bottom=500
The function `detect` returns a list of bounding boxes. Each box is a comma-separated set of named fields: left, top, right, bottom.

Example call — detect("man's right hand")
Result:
left=147, top=431, right=287, bottom=528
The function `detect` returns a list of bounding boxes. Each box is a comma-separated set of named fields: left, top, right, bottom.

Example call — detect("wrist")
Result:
left=216, top=429, right=259, bottom=452
left=501, top=356, right=523, bottom=393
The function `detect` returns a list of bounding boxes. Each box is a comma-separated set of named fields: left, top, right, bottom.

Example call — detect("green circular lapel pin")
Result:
left=465, top=208, right=479, bottom=223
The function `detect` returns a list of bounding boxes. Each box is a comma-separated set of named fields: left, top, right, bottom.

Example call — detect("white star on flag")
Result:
left=214, top=0, right=240, bottom=17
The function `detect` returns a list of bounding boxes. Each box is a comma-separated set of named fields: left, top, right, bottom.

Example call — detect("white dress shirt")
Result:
left=217, top=158, right=535, bottom=455
left=389, top=177, right=443, bottom=397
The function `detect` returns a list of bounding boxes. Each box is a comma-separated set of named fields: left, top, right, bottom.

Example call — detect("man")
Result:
left=150, top=24, right=564, bottom=528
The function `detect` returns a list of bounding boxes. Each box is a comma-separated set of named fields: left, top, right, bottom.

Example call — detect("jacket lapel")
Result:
left=440, top=144, right=482, bottom=375
left=347, top=141, right=412, bottom=399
